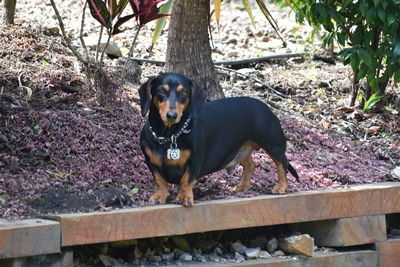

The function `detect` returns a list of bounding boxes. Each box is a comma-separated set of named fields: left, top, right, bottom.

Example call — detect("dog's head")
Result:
left=139, top=73, right=204, bottom=126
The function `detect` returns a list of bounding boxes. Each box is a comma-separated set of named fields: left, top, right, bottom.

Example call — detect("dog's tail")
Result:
left=288, top=163, right=300, bottom=182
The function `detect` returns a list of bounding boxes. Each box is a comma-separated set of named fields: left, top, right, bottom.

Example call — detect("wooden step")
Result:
left=290, top=215, right=387, bottom=246
left=0, top=219, right=60, bottom=259
left=53, top=182, right=400, bottom=246
left=376, top=238, right=400, bottom=267
left=189, top=250, right=377, bottom=267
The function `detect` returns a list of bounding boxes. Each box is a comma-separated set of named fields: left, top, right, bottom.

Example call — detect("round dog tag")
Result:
left=169, top=148, right=180, bottom=160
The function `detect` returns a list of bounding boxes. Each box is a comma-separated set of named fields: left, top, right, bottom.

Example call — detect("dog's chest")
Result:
left=145, top=146, right=191, bottom=183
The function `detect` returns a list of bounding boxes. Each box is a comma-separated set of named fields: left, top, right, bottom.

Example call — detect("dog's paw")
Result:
left=230, top=183, right=251, bottom=192
left=271, top=183, right=287, bottom=194
left=149, top=192, right=168, bottom=204
left=176, top=192, right=194, bottom=207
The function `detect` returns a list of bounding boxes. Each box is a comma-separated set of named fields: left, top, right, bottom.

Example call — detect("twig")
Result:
left=216, top=65, right=296, bottom=101
left=99, top=32, right=112, bottom=67
left=79, top=1, right=88, bottom=58
left=95, top=26, right=104, bottom=63
left=49, top=0, right=87, bottom=64
left=128, top=26, right=141, bottom=57
left=128, top=52, right=308, bottom=66
left=214, top=53, right=308, bottom=65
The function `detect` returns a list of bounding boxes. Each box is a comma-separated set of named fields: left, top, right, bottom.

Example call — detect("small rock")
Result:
left=231, top=241, right=247, bottom=254
left=161, top=253, right=174, bottom=261
left=99, top=254, right=122, bottom=267
left=43, top=27, right=60, bottom=36
left=261, top=36, right=270, bottom=42
left=227, top=51, right=238, bottom=57
left=245, top=247, right=261, bottom=259
left=213, top=247, right=223, bottom=255
left=258, top=250, right=272, bottom=259
left=179, top=253, right=193, bottom=261
left=172, top=236, right=191, bottom=251
left=267, top=237, right=278, bottom=253
left=148, top=255, right=162, bottom=262
left=279, top=234, right=314, bottom=257
left=208, top=254, right=221, bottom=262
left=222, top=37, right=238, bottom=44
left=194, top=254, right=207, bottom=263
left=235, top=252, right=245, bottom=262
left=84, top=35, right=122, bottom=57
left=391, top=167, right=400, bottom=180
left=274, top=250, right=286, bottom=256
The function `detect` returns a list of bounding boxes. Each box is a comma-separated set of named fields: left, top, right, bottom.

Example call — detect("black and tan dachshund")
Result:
left=139, top=73, right=299, bottom=207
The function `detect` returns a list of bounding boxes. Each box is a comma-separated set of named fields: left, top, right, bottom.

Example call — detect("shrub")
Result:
left=278, top=0, right=400, bottom=109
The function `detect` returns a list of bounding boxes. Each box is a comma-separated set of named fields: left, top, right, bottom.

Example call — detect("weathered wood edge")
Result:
left=189, top=250, right=377, bottom=267
left=0, top=219, right=60, bottom=259
left=55, top=182, right=400, bottom=246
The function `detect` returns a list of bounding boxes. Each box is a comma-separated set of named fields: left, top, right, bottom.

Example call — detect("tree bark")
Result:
left=164, top=0, right=224, bottom=100
left=1, top=0, right=17, bottom=24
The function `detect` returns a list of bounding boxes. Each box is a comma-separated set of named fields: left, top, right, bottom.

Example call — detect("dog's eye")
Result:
left=157, top=92, right=167, bottom=100
left=180, top=91, right=188, bottom=97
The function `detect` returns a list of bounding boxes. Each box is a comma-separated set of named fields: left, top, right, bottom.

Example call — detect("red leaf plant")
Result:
left=113, top=0, right=170, bottom=34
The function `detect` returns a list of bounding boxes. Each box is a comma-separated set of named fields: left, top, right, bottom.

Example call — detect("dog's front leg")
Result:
left=149, top=171, right=169, bottom=204
left=176, top=169, right=195, bottom=207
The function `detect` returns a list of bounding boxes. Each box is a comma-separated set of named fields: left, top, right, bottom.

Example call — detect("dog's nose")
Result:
left=166, top=111, right=178, bottom=120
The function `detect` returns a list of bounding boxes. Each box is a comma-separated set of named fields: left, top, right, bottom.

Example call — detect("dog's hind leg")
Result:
left=269, top=154, right=288, bottom=194
left=233, top=156, right=256, bottom=191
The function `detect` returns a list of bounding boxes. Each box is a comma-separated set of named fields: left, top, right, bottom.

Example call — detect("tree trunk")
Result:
left=164, top=0, right=224, bottom=100
left=1, top=0, right=17, bottom=24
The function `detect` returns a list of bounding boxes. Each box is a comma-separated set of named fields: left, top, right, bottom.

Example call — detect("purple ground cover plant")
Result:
left=0, top=106, right=398, bottom=219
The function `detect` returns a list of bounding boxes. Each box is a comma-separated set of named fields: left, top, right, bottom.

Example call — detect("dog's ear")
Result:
left=138, top=77, right=154, bottom=117
left=190, top=79, right=206, bottom=119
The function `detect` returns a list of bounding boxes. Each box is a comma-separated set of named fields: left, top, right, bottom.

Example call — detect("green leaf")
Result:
left=387, top=13, right=396, bottom=25
left=394, top=70, right=400, bottom=83
left=242, top=0, right=255, bottom=26
left=377, top=8, right=386, bottom=22
left=363, top=92, right=381, bottom=111
left=121, top=184, right=129, bottom=190
left=337, top=32, right=345, bottom=46
left=342, top=0, right=352, bottom=7
left=357, top=63, right=369, bottom=80
left=394, top=43, right=400, bottom=56
left=350, top=53, right=360, bottom=71
left=130, top=187, right=139, bottom=194
left=151, top=0, right=173, bottom=47
left=359, top=49, right=373, bottom=69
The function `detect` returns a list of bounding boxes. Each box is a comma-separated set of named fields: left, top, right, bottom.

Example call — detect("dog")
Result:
left=139, top=73, right=299, bottom=207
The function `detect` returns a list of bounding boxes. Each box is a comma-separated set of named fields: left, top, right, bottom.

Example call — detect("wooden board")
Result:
left=290, top=215, right=387, bottom=246
left=0, top=219, right=60, bottom=259
left=376, top=238, right=400, bottom=267
left=189, top=250, right=377, bottom=267
left=55, top=182, right=400, bottom=246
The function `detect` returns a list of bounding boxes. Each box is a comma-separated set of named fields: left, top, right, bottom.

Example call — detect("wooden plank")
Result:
left=376, top=238, right=400, bottom=267
left=291, top=215, right=387, bottom=246
left=56, top=182, right=400, bottom=246
left=0, top=251, right=73, bottom=267
left=189, top=250, right=377, bottom=267
left=0, top=219, right=60, bottom=259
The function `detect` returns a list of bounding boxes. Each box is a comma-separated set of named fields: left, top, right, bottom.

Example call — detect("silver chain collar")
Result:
left=148, top=118, right=191, bottom=145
